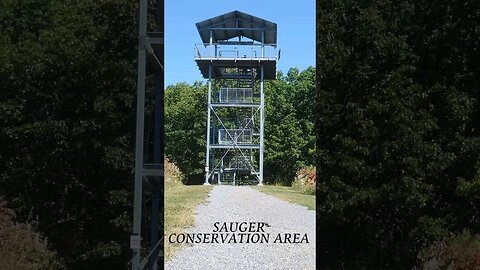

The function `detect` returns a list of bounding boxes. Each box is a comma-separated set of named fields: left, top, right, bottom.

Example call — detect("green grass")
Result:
left=253, top=185, right=316, bottom=210
left=164, top=185, right=213, bottom=260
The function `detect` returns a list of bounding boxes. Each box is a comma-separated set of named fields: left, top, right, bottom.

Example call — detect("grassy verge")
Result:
left=253, top=185, right=316, bottom=210
left=164, top=185, right=213, bottom=260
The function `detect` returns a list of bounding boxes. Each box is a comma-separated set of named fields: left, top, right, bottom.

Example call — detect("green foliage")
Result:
left=164, top=68, right=316, bottom=185
left=164, top=82, right=207, bottom=182
left=265, top=67, right=316, bottom=184
left=317, top=0, right=480, bottom=269
left=0, top=0, right=140, bottom=269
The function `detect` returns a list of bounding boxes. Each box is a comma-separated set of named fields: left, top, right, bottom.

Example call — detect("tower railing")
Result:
left=218, top=129, right=253, bottom=144
left=194, top=43, right=278, bottom=59
left=227, top=155, right=252, bottom=170
left=219, top=87, right=253, bottom=103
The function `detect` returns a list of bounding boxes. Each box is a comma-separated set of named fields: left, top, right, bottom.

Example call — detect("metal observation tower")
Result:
left=195, top=11, right=278, bottom=185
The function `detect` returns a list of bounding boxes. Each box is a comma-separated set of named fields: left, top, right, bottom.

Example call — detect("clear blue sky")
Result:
left=165, top=0, right=315, bottom=87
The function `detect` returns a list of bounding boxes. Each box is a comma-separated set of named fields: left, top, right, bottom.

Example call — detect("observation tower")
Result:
left=194, top=11, right=278, bottom=185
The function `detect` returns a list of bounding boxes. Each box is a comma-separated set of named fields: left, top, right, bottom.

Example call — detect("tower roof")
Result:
left=196, top=10, right=277, bottom=44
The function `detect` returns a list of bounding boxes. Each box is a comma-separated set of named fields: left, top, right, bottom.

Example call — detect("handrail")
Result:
left=196, top=42, right=278, bottom=47
left=218, top=129, right=253, bottom=144
left=194, top=43, right=278, bottom=60
left=219, top=87, right=253, bottom=103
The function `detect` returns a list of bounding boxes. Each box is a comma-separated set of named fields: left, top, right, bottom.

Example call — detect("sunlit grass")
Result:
left=164, top=185, right=213, bottom=260
left=253, top=185, right=316, bottom=210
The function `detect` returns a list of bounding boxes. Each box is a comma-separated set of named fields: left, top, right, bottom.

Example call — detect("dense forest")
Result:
left=317, top=0, right=480, bottom=269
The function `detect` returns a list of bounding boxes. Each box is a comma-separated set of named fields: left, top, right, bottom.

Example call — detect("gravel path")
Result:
left=165, top=186, right=316, bottom=270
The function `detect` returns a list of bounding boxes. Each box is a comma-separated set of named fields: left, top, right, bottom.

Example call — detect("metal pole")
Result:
left=261, top=31, right=265, bottom=57
left=150, top=0, right=164, bottom=267
left=205, top=29, right=213, bottom=185
left=209, top=30, right=213, bottom=57
left=211, top=81, right=216, bottom=183
left=259, top=64, right=264, bottom=185
left=149, top=73, right=162, bottom=270
left=150, top=186, right=159, bottom=270
left=132, top=0, right=147, bottom=268
left=220, top=159, right=223, bottom=183
left=204, top=64, right=212, bottom=185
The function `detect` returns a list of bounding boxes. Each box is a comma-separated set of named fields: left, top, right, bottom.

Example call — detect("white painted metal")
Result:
left=204, top=65, right=212, bottom=185
left=259, top=64, right=265, bottom=185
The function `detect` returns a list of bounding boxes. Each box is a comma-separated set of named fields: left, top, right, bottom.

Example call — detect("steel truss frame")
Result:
left=206, top=104, right=262, bottom=184
left=131, top=0, right=164, bottom=269
left=204, top=63, right=266, bottom=185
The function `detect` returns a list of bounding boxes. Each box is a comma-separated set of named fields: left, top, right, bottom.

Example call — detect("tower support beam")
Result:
left=204, top=64, right=212, bottom=184
left=132, top=0, right=147, bottom=268
left=259, top=64, right=265, bottom=185
left=132, top=0, right=164, bottom=269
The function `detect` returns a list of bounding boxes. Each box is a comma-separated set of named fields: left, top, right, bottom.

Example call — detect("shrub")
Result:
left=416, top=231, right=480, bottom=270
left=165, top=156, right=184, bottom=187
left=0, top=198, right=65, bottom=270
left=292, top=166, right=316, bottom=194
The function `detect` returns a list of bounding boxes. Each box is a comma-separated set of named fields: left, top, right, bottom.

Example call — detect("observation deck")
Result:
left=194, top=43, right=278, bottom=79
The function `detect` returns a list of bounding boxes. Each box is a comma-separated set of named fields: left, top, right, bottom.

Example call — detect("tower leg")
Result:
left=150, top=183, right=159, bottom=269
left=132, top=0, right=147, bottom=268
left=149, top=71, right=163, bottom=270
left=259, top=64, right=265, bottom=185
left=204, top=64, right=212, bottom=185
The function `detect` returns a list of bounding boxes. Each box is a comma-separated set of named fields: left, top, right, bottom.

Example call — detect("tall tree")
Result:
left=265, top=67, right=316, bottom=183
left=164, top=82, right=207, bottom=183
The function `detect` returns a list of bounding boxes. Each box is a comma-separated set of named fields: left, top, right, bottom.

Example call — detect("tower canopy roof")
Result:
left=196, top=10, right=277, bottom=45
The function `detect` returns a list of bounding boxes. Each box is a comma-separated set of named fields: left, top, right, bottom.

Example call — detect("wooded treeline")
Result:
left=164, top=67, right=316, bottom=185
left=317, top=0, right=480, bottom=268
